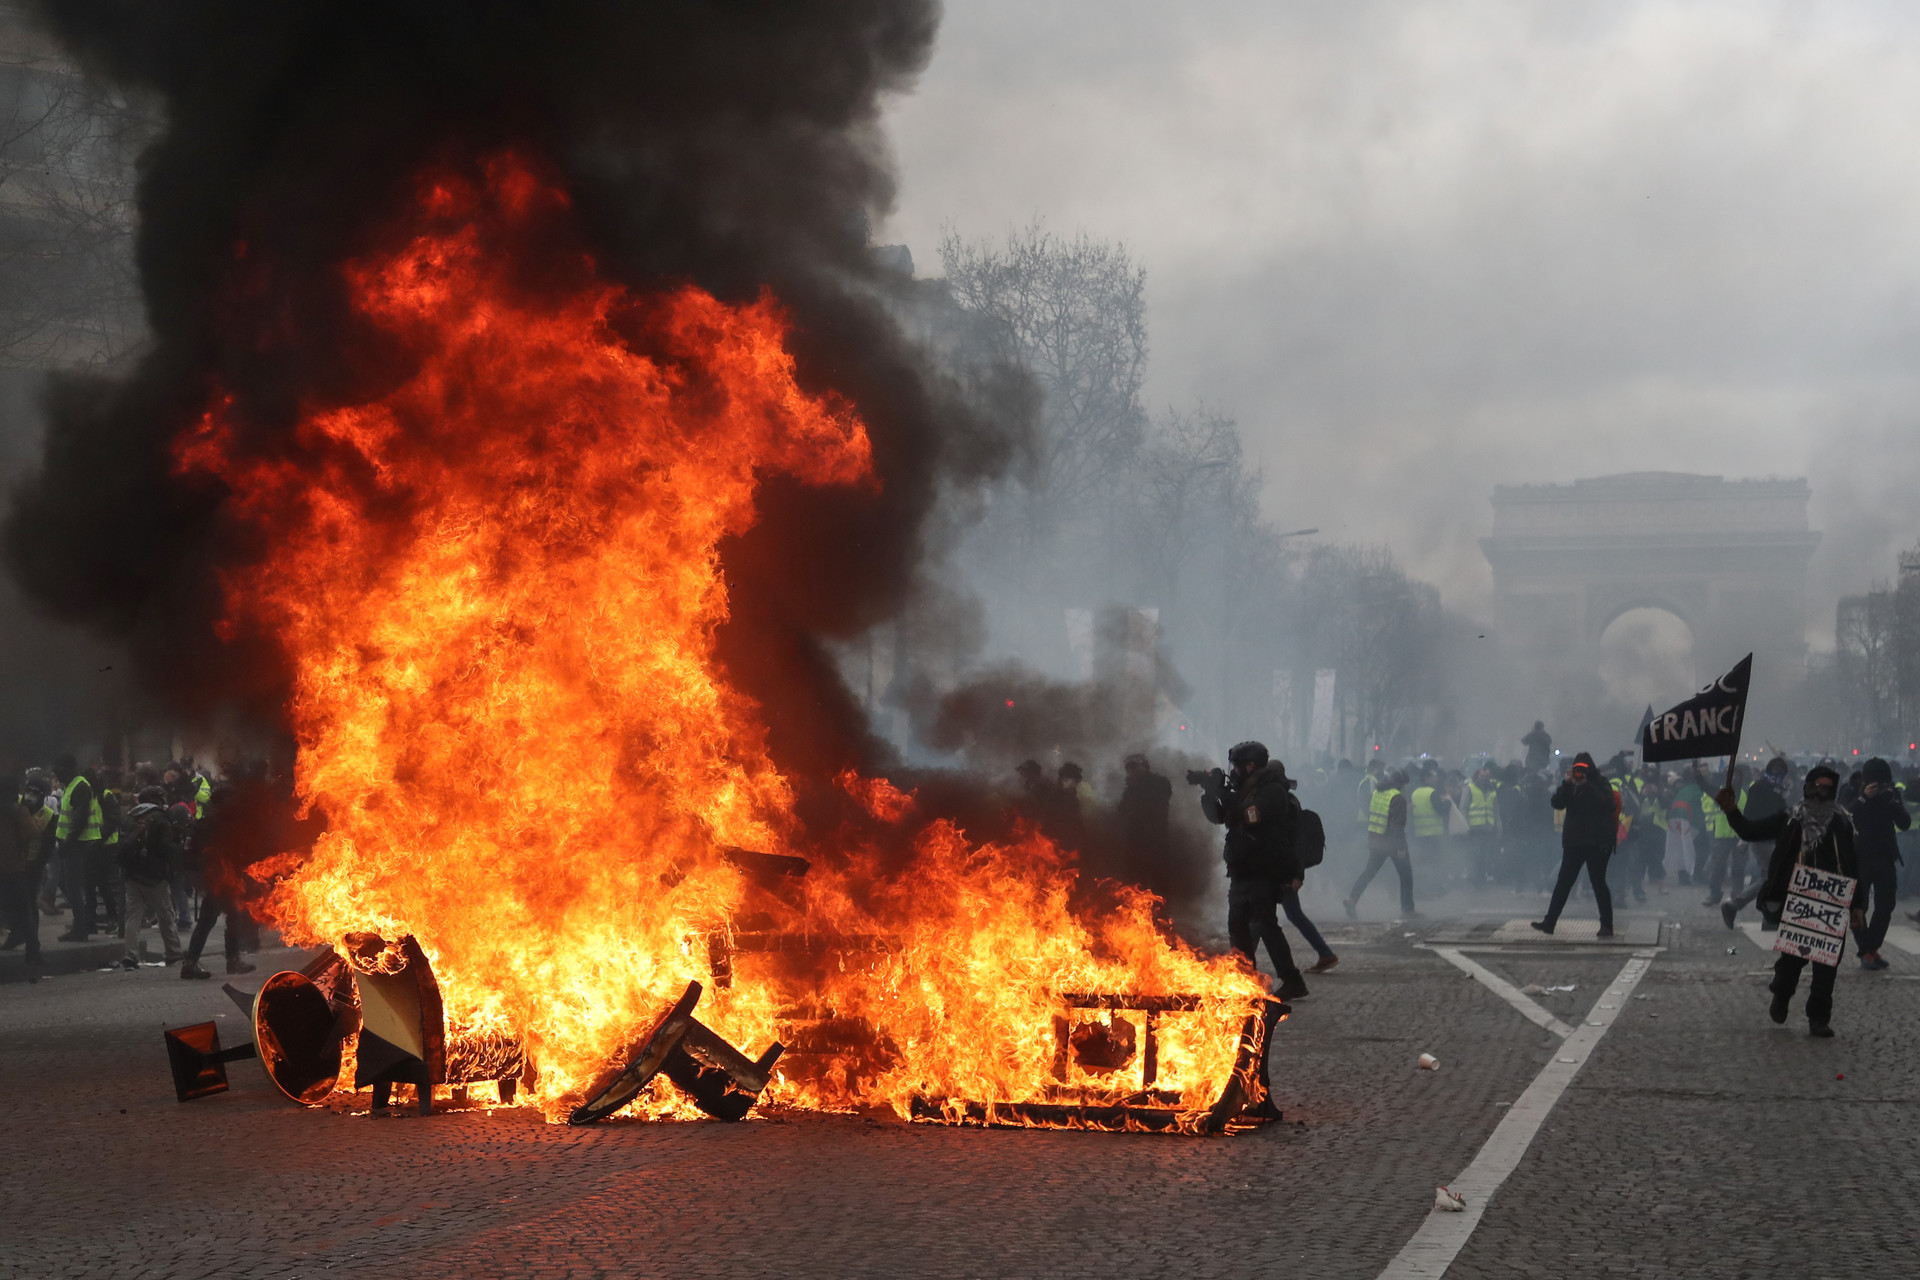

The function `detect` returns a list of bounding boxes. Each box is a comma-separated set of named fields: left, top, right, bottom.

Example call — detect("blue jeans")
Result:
left=1280, top=885, right=1334, bottom=959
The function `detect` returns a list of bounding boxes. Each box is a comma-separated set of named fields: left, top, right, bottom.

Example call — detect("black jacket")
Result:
left=1849, top=790, right=1909, bottom=866
left=1218, top=762, right=1301, bottom=883
left=1551, top=776, right=1617, bottom=849
left=1117, top=771, right=1173, bottom=856
left=1723, top=803, right=1859, bottom=919
left=1744, top=775, right=1789, bottom=824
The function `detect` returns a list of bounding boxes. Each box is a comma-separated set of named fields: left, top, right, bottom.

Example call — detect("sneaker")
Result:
left=1529, top=920, right=1554, bottom=936
left=1768, top=993, right=1789, bottom=1024
left=1862, top=956, right=1890, bottom=972
left=1597, top=928, right=1615, bottom=938
left=225, top=957, right=257, bottom=976
left=163, top=952, right=185, bottom=966
left=180, top=959, right=212, bottom=980
left=1342, top=898, right=1357, bottom=920
left=119, top=955, right=139, bottom=971
left=25, top=958, right=40, bottom=984
left=1720, top=901, right=1738, bottom=930
left=1808, top=1022, right=1834, bottom=1038
left=1700, top=897, right=1720, bottom=908
left=1307, top=954, right=1340, bottom=974
left=1278, top=975, right=1309, bottom=1001
left=56, top=931, right=87, bottom=943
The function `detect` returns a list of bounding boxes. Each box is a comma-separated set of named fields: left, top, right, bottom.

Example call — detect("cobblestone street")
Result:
left=3, top=889, right=1914, bottom=1279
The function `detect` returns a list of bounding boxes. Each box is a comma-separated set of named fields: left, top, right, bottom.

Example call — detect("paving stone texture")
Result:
left=2, top=885, right=1913, bottom=1279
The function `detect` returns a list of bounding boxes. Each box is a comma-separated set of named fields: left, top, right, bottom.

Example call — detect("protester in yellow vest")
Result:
left=1700, top=764, right=1749, bottom=908
left=1406, top=763, right=1451, bottom=882
left=1347, top=769, right=1415, bottom=918
left=1465, top=764, right=1499, bottom=885
left=51, top=753, right=110, bottom=943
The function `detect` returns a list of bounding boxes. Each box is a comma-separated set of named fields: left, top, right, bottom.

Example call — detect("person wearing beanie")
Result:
left=1847, top=757, right=1908, bottom=970
left=1718, top=765, right=1861, bottom=1036
left=1532, top=752, right=1620, bottom=937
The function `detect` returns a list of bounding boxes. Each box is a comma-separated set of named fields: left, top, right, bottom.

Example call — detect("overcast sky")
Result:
left=879, top=0, right=1920, bottom=639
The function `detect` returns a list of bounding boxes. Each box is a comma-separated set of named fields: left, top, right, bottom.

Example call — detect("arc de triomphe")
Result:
left=1481, top=472, right=1820, bottom=670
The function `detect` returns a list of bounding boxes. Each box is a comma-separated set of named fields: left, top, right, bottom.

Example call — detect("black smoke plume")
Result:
left=5, top=0, right=1016, bottom=815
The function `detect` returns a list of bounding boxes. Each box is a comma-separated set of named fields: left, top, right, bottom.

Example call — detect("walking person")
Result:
left=1718, top=766, right=1859, bottom=1037
left=1720, top=758, right=1794, bottom=928
left=1700, top=767, right=1748, bottom=907
left=1345, top=769, right=1415, bottom=918
left=1532, top=753, right=1618, bottom=937
left=1847, top=758, right=1908, bottom=971
left=117, top=790, right=184, bottom=970
left=1200, top=741, right=1308, bottom=1000
left=1279, top=800, right=1339, bottom=974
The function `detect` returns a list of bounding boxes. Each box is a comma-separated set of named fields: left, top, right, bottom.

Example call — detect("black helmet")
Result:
left=1228, top=741, right=1269, bottom=769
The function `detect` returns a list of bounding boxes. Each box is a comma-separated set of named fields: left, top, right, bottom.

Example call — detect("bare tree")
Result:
left=0, top=31, right=154, bottom=370
left=938, top=222, right=1148, bottom=508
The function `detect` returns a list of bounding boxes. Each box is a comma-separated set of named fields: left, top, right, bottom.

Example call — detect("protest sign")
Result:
left=1772, top=863, right=1856, bottom=968
left=1642, top=654, right=1751, bottom=763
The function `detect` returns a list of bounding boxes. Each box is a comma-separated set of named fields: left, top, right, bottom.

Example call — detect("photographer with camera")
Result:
left=1193, top=741, right=1309, bottom=1000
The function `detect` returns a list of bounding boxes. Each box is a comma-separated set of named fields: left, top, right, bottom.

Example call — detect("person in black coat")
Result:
left=1204, top=741, right=1307, bottom=1000
left=1718, top=765, right=1860, bottom=1037
left=1532, top=752, right=1618, bottom=937
left=1843, top=758, right=1905, bottom=971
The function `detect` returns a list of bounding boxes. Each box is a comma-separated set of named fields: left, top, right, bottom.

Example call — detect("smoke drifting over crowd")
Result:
left=6, top=0, right=1004, bottom=804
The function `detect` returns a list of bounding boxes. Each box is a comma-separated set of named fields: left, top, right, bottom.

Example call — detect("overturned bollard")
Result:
left=569, top=979, right=784, bottom=1125
left=165, top=958, right=351, bottom=1105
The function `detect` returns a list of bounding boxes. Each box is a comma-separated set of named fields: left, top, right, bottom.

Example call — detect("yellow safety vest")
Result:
left=1467, top=782, right=1498, bottom=829
left=1409, top=786, right=1445, bottom=837
left=1702, top=792, right=1734, bottom=839
left=54, top=775, right=101, bottom=842
left=1368, top=787, right=1400, bottom=835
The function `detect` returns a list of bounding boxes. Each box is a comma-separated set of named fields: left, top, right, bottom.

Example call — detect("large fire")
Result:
left=174, top=156, right=1265, bottom=1125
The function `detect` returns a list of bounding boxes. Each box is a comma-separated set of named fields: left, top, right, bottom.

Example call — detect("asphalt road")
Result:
left=3, top=887, right=1913, bottom=1280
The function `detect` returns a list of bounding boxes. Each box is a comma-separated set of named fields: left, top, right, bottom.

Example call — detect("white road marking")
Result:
left=1427, top=946, right=1573, bottom=1039
left=1739, top=921, right=1771, bottom=952
left=1375, top=951, right=1656, bottom=1280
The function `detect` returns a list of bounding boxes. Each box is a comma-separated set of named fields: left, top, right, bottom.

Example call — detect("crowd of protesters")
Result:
left=0, top=754, right=263, bottom=983
left=1003, top=728, right=1920, bottom=1032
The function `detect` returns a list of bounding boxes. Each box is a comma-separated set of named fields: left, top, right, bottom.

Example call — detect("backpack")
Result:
left=1295, top=807, right=1326, bottom=869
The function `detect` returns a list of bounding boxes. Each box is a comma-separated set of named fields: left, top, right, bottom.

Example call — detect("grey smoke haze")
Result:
left=880, top=1, right=1920, bottom=638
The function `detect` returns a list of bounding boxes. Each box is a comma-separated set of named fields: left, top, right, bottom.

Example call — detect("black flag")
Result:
left=1641, top=655, right=1752, bottom=763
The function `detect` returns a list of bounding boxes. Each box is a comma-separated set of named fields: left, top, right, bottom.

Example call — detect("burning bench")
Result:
left=908, top=991, right=1287, bottom=1135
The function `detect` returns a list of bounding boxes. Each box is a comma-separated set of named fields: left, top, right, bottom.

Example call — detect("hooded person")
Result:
left=1717, top=765, right=1860, bottom=1036
left=1844, top=757, right=1907, bottom=971
left=1532, top=752, right=1620, bottom=938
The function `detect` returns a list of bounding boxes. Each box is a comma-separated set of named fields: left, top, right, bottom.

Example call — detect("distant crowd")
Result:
left=1, top=754, right=265, bottom=982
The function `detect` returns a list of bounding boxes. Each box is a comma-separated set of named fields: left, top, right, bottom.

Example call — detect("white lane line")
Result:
left=1427, top=946, right=1573, bottom=1039
left=1375, top=951, right=1656, bottom=1280
left=1880, top=924, right=1920, bottom=957
left=1739, top=921, right=1771, bottom=952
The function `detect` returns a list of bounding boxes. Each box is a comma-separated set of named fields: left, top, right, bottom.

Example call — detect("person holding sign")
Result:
left=1717, top=766, right=1861, bottom=1037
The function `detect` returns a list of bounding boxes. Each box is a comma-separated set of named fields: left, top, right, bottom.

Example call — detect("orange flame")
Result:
left=176, top=156, right=1262, bottom=1121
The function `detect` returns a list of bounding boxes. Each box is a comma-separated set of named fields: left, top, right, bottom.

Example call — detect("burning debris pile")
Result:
left=14, top=3, right=1280, bottom=1131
